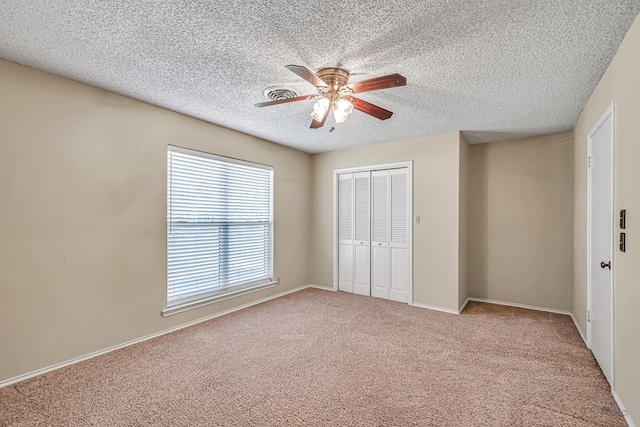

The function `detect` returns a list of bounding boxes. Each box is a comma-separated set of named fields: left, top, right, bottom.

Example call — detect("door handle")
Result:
left=600, top=261, right=611, bottom=270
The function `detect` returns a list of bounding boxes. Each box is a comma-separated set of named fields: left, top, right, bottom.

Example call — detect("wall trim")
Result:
left=307, top=285, right=337, bottom=291
left=0, top=284, right=330, bottom=389
left=411, top=302, right=459, bottom=315
left=613, top=390, right=636, bottom=427
left=466, top=297, right=572, bottom=315
left=570, top=313, right=588, bottom=346
left=161, top=280, right=277, bottom=317
left=458, top=297, right=470, bottom=314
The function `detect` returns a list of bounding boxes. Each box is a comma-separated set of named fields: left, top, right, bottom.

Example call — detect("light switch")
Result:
left=415, top=215, right=421, bottom=224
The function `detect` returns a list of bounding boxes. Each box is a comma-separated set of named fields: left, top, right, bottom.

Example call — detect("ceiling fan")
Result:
left=255, top=65, right=407, bottom=129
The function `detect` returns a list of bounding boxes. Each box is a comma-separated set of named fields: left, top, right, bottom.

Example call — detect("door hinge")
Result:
left=587, top=157, right=592, bottom=167
left=587, top=311, right=591, bottom=322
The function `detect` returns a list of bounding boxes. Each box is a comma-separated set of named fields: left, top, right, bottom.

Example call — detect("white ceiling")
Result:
left=1, top=1, right=639, bottom=153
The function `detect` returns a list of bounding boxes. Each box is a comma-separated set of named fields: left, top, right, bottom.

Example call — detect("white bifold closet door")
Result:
left=338, top=172, right=371, bottom=294
left=352, top=172, right=371, bottom=295
left=388, top=169, right=409, bottom=302
left=371, top=170, right=390, bottom=299
left=338, top=174, right=354, bottom=293
left=338, top=167, right=408, bottom=303
left=371, top=168, right=409, bottom=302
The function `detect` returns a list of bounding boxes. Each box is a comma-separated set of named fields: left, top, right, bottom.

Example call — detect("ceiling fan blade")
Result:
left=310, top=105, right=331, bottom=129
left=352, top=97, right=394, bottom=120
left=254, top=95, right=318, bottom=107
left=347, top=73, right=406, bottom=94
left=285, top=65, right=328, bottom=88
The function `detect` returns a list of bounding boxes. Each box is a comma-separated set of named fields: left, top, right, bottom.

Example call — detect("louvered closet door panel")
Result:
left=353, top=172, right=371, bottom=295
left=371, top=170, right=389, bottom=299
left=338, top=174, right=354, bottom=293
left=389, top=168, right=409, bottom=302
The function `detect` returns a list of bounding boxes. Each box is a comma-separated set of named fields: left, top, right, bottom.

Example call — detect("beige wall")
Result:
left=467, top=132, right=574, bottom=311
left=458, top=134, right=469, bottom=308
left=0, top=60, right=313, bottom=383
left=310, top=132, right=462, bottom=311
left=5, top=23, right=637, bottom=412
left=573, top=14, right=640, bottom=422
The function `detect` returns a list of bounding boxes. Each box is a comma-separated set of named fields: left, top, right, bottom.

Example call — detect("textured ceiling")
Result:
left=1, top=1, right=639, bottom=153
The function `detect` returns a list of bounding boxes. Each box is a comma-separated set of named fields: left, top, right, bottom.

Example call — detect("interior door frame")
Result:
left=586, top=102, right=615, bottom=389
left=333, top=161, right=414, bottom=304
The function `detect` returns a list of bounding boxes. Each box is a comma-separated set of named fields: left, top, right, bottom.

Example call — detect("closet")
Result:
left=337, top=166, right=410, bottom=303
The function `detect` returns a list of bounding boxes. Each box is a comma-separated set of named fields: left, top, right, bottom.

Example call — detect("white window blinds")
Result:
left=167, top=146, right=273, bottom=307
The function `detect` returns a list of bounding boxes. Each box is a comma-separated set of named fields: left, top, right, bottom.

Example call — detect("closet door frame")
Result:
left=332, top=161, right=413, bottom=305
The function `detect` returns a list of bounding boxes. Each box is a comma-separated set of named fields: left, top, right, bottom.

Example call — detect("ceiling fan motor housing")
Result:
left=316, top=67, right=350, bottom=91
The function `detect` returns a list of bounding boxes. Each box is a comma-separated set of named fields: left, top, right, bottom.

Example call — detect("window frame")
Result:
left=162, top=145, right=276, bottom=317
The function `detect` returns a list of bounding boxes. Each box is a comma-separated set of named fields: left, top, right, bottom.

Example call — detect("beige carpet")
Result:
left=0, top=289, right=624, bottom=426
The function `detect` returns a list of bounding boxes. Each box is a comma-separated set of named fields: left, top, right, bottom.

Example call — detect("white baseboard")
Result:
left=613, top=390, right=636, bottom=427
left=466, top=297, right=572, bottom=316
left=0, top=284, right=324, bottom=389
left=411, top=302, right=459, bottom=315
left=458, top=298, right=470, bottom=314
left=411, top=298, right=470, bottom=315
left=307, top=285, right=336, bottom=292
left=570, top=313, right=588, bottom=346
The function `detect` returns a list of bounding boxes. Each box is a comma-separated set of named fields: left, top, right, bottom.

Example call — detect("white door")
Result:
left=588, top=105, right=614, bottom=386
left=336, top=164, right=411, bottom=303
left=371, top=170, right=390, bottom=299
left=353, top=172, right=371, bottom=295
left=338, top=174, right=354, bottom=293
left=389, top=168, right=409, bottom=303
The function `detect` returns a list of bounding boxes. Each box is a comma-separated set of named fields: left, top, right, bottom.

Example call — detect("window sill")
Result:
left=161, top=280, right=278, bottom=317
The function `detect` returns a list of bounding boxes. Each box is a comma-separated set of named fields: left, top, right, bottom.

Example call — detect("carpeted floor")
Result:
left=0, top=289, right=624, bottom=426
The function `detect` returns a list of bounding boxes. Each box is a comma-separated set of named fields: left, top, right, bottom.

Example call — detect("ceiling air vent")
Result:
left=263, top=86, right=297, bottom=101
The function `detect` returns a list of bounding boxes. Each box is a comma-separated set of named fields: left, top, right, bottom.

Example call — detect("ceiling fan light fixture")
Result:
left=256, top=65, right=406, bottom=129
left=333, top=98, right=354, bottom=123
left=311, top=97, right=331, bottom=121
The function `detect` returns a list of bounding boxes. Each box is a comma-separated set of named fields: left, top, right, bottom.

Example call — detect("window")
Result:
left=164, top=146, right=274, bottom=314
